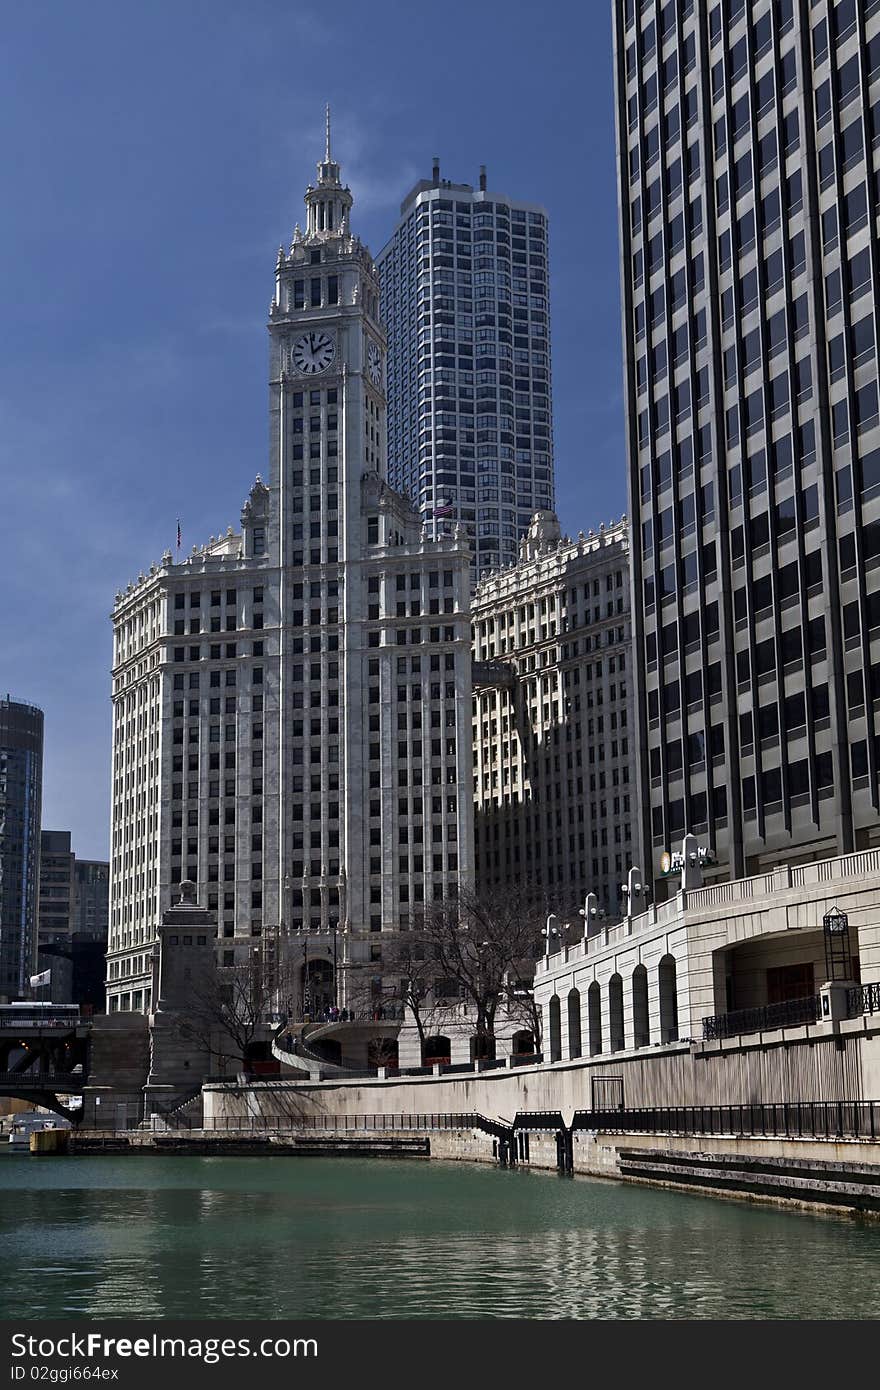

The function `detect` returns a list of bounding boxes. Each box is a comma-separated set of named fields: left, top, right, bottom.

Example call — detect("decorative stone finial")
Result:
left=178, top=879, right=196, bottom=905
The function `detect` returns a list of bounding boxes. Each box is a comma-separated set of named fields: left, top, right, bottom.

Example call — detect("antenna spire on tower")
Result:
left=325, top=103, right=331, bottom=162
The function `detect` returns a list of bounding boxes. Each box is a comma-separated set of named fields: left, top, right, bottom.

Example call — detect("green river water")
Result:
left=1, top=1153, right=879, bottom=1319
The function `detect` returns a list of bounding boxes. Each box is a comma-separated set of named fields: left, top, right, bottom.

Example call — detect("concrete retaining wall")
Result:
left=203, top=1015, right=880, bottom=1128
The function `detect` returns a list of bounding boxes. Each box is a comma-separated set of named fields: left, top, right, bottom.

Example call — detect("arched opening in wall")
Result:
left=469, top=1033, right=497, bottom=1063
left=632, top=964, right=650, bottom=1048
left=367, top=1037, right=399, bottom=1069
left=511, top=1029, right=535, bottom=1058
left=608, top=974, right=624, bottom=1053
left=308, top=1035, right=342, bottom=1064
left=243, top=1039, right=276, bottom=1074
left=588, top=981, right=602, bottom=1055
left=422, top=1035, right=451, bottom=1066
left=567, top=988, right=582, bottom=1059
left=548, top=996, right=562, bottom=1062
left=659, top=955, right=679, bottom=1043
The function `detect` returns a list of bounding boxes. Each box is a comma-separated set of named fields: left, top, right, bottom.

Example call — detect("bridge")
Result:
left=0, top=1006, right=90, bottom=1120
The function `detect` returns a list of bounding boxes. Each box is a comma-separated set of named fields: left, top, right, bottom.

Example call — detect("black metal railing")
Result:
left=566, top=1101, right=880, bottom=1141
left=509, top=1051, right=543, bottom=1068
left=847, top=982, right=880, bottom=1016
left=702, top=994, right=821, bottom=1041
left=198, top=1111, right=512, bottom=1140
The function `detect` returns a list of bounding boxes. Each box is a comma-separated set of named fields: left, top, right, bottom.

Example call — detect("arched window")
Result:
left=588, top=981, right=602, bottom=1056
left=548, top=995, right=562, bottom=1062
left=511, top=1030, right=535, bottom=1057
left=567, top=988, right=582, bottom=1059
left=470, top=1033, right=496, bottom=1062
left=659, top=955, right=679, bottom=1042
left=422, top=1035, right=451, bottom=1066
left=632, top=964, right=650, bottom=1048
left=609, top=973, right=625, bottom=1052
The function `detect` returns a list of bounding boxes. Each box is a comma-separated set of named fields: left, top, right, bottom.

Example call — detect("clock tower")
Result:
left=262, top=113, right=473, bottom=1014
left=106, top=115, right=473, bottom=1023
left=269, top=106, right=386, bottom=552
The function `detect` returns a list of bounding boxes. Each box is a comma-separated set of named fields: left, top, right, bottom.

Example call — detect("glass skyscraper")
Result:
left=378, top=162, right=554, bottom=576
left=0, top=697, right=43, bottom=997
left=614, top=0, right=880, bottom=893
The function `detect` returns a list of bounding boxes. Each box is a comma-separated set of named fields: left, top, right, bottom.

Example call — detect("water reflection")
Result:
left=2, top=1156, right=879, bottom=1319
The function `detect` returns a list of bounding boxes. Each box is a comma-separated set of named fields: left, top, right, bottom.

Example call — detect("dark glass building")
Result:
left=0, top=697, right=44, bottom=996
left=614, top=0, right=880, bottom=893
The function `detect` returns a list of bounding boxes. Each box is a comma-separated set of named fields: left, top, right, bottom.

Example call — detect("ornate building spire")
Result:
left=304, top=102, right=352, bottom=239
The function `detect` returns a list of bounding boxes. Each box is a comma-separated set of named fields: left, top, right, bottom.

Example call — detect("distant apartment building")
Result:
left=37, top=830, right=76, bottom=949
left=472, top=513, right=636, bottom=917
left=37, top=831, right=109, bottom=1010
left=0, top=696, right=43, bottom=998
left=73, top=859, right=110, bottom=941
left=614, top=0, right=880, bottom=894
left=378, top=161, right=553, bottom=576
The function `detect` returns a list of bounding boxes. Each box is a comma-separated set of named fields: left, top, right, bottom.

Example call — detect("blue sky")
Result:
left=0, top=0, right=626, bottom=858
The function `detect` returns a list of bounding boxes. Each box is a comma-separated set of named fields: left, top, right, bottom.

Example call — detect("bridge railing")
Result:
left=0, top=1071, right=83, bottom=1089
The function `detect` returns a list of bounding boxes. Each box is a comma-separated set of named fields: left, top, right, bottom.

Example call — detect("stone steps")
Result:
left=617, top=1147, right=880, bottom=1212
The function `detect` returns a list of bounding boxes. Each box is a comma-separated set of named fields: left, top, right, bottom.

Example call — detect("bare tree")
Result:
left=502, top=972, right=544, bottom=1051
left=180, top=954, right=295, bottom=1072
left=418, top=882, right=548, bottom=1055
left=379, top=932, right=442, bottom=1053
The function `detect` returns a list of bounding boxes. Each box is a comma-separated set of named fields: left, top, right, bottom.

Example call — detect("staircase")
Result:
left=271, top=1027, right=354, bottom=1079
left=143, top=1084, right=204, bottom=1131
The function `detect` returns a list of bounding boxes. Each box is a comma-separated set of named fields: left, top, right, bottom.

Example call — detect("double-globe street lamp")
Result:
left=541, top=913, right=571, bottom=958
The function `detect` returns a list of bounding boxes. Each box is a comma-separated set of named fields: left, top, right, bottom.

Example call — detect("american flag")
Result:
left=433, top=502, right=454, bottom=517
left=177, top=519, right=182, bottom=550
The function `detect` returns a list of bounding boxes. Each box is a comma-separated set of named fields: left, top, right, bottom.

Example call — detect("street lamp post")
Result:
left=539, top=911, right=572, bottom=956
left=541, top=914, right=570, bottom=958
left=579, top=892, right=605, bottom=938
left=542, top=913, right=558, bottom=959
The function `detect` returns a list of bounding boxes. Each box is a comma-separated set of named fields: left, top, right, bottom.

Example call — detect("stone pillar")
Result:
left=621, top=964, right=635, bottom=1050
left=146, top=880, right=218, bottom=1095
left=819, top=980, right=856, bottom=1024
left=599, top=972, right=614, bottom=1056
left=647, top=962, right=662, bottom=1045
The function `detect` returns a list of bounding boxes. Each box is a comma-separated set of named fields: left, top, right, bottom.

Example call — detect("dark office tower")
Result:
left=0, top=697, right=44, bottom=997
left=614, top=0, right=880, bottom=895
left=378, top=163, right=554, bottom=576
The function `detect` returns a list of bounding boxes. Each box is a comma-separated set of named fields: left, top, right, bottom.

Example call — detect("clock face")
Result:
left=367, top=340, right=382, bottom=386
left=292, top=330, right=336, bottom=375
